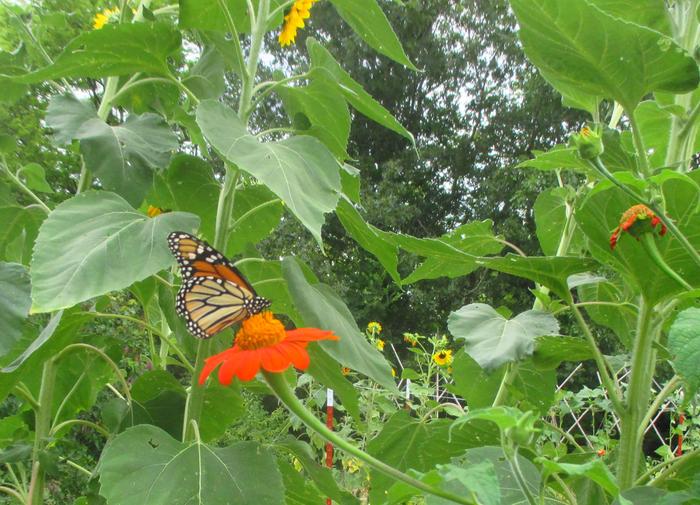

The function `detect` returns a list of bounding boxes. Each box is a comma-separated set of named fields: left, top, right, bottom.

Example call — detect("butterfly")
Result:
left=167, top=232, right=271, bottom=338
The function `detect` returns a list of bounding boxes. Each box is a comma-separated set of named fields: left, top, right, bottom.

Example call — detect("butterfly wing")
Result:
left=167, top=232, right=271, bottom=338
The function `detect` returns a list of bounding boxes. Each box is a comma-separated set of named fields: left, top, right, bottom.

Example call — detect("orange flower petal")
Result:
left=284, top=342, right=311, bottom=369
left=199, top=348, right=234, bottom=385
left=285, top=328, right=338, bottom=343
left=260, top=346, right=294, bottom=372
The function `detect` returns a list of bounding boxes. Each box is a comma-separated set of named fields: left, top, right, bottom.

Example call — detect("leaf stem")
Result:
left=0, top=157, right=51, bottom=214
left=228, top=198, right=281, bottom=233
left=248, top=71, right=313, bottom=116
left=263, top=371, right=478, bottom=505
left=570, top=304, right=624, bottom=413
left=216, top=0, right=248, bottom=80
left=0, top=485, right=25, bottom=504
left=636, top=375, right=681, bottom=444
left=627, top=110, right=651, bottom=178
left=645, top=448, right=700, bottom=486
left=50, top=419, right=110, bottom=439
left=640, top=234, right=692, bottom=290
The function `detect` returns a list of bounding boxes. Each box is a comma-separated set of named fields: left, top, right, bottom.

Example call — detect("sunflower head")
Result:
left=279, top=0, right=318, bottom=46
left=93, top=7, right=120, bottom=29
left=367, top=321, right=382, bottom=334
left=375, top=339, right=385, bottom=351
left=433, top=349, right=453, bottom=366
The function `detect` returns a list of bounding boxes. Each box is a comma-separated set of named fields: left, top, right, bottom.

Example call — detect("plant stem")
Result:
left=617, top=298, right=656, bottom=489
left=491, top=363, right=518, bottom=407
left=640, top=234, right=692, bottom=290
left=570, top=305, right=624, bottom=413
left=0, top=158, right=51, bottom=214
left=636, top=375, right=681, bottom=445
left=627, top=111, right=651, bottom=178
left=50, top=419, right=110, bottom=439
left=507, top=447, right=538, bottom=505
left=238, top=0, right=270, bottom=121
left=0, top=485, right=25, bottom=504
left=28, top=359, right=57, bottom=505
left=263, top=372, right=478, bottom=505
left=645, top=447, right=700, bottom=486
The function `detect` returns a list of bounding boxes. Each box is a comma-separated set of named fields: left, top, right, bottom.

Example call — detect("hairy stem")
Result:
left=28, top=359, right=57, bottom=505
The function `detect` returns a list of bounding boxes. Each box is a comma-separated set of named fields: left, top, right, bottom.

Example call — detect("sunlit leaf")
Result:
left=196, top=100, right=341, bottom=247
left=668, top=307, right=700, bottom=397
left=31, top=191, right=199, bottom=312
left=0, top=262, right=30, bottom=359
left=448, top=303, right=559, bottom=370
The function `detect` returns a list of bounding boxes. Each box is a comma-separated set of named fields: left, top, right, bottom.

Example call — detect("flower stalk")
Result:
left=263, top=371, right=478, bottom=505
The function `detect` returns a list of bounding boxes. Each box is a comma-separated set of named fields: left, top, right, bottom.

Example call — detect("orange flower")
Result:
left=610, top=204, right=667, bottom=250
left=341, top=366, right=351, bottom=376
left=146, top=205, right=163, bottom=218
left=199, top=312, right=338, bottom=384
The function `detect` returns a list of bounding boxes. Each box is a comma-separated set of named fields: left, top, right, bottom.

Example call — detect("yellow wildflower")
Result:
left=341, top=366, right=351, bottom=376
left=433, top=350, right=453, bottom=366
left=403, top=333, right=418, bottom=346
left=367, top=321, right=382, bottom=334
left=93, top=7, right=120, bottom=30
left=146, top=205, right=163, bottom=218
left=376, top=339, right=385, bottom=351
left=391, top=368, right=396, bottom=378
left=343, top=457, right=362, bottom=473
left=279, top=0, right=317, bottom=47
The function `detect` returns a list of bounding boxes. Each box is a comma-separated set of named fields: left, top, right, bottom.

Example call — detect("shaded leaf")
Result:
left=668, top=307, right=700, bottom=397
left=0, top=262, right=31, bottom=359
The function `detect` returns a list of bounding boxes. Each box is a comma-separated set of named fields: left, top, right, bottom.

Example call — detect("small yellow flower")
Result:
left=93, top=7, right=120, bottom=30
left=433, top=350, right=453, bottom=366
left=391, top=367, right=396, bottom=377
left=367, top=321, right=382, bottom=334
left=279, top=0, right=317, bottom=47
left=146, top=205, right=163, bottom=218
left=343, top=457, right=362, bottom=473
left=376, top=339, right=385, bottom=351
left=341, top=366, right=351, bottom=376
left=403, top=333, right=418, bottom=346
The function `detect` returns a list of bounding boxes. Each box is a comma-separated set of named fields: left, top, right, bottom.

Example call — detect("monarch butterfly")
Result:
left=167, top=232, right=271, bottom=338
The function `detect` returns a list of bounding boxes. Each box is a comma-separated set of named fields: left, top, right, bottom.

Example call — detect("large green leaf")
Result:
left=31, top=191, right=199, bottom=313
left=76, top=114, right=179, bottom=207
left=576, top=171, right=700, bottom=305
left=448, top=304, right=559, bottom=370
left=196, top=100, right=340, bottom=247
left=328, top=0, right=416, bottom=70
left=179, top=0, right=283, bottom=33
left=0, top=205, right=45, bottom=265
left=510, top=0, right=699, bottom=111
left=236, top=259, right=301, bottom=323
left=228, top=185, right=284, bottom=255
left=588, top=0, right=671, bottom=35
left=367, top=411, right=499, bottom=504
left=306, top=346, right=362, bottom=425
left=278, top=73, right=351, bottom=159
left=182, top=46, right=225, bottom=100
left=578, top=280, right=636, bottom=348
left=150, top=155, right=220, bottom=242
left=282, top=257, right=395, bottom=390
left=0, top=263, right=31, bottom=358
left=99, top=425, right=284, bottom=505
left=668, top=308, right=700, bottom=397
left=306, top=38, right=414, bottom=144
left=450, top=350, right=504, bottom=408
left=539, top=458, right=620, bottom=497
left=532, top=336, right=594, bottom=370
left=45, top=94, right=97, bottom=145
left=400, top=221, right=502, bottom=284
left=534, top=186, right=575, bottom=256
left=478, top=255, right=599, bottom=302
left=335, top=198, right=400, bottom=283
left=10, top=23, right=181, bottom=82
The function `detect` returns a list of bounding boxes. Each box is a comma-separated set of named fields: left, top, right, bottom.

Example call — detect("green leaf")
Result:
left=98, top=425, right=284, bottom=505
left=10, top=23, right=181, bottom=82
left=448, top=304, right=559, bottom=369
left=510, top=0, right=699, bottom=110
left=534, top=186, right=575, bottom=255
left=335, top=199, right=400, bottom=283
left=200, top=382, right=245, bottom=442
left=588, top=0, right=672, bottom=35
left=576, top=171, right=700, bottom=305
left=31, top=191, right=199, bottom=313
left=17, top=163, right=53, bottom=193
left=282, top=257, right=395, bottom=390
left=228, top=185, right=284, bottom=255
left=539, top=458, right=619, bottom=497
left=510, top=359, right=556, bottom=414
left=151, top=155, right=219, bottom=242
left=0, top=263, right=31, bottom=359
left=196, top=100, right=341, bottom=247
left=479, top=255, right=599, bottom=302
left=236, top=259, right=301, bottom=323
left=532, top=336, right=594, bottom=370
left=578, top=281, right=636, bottom=348
left=401, top=221, right=502, bottom=284
left=306, top=346, right=361, bottom=425
left=668, top=307, right=700, bottom=397
left=179, top=0, right=283, bottom=33
left=306, top=38, right=414, bottom=144
left=278, top=72, right=351, bottom=159
left=340, top=163, right=361, bottom=203
left=450, top=349, right=504, bottom=408
left=182, top=46, right=225, bottom=100
left=0, top=50, right=29, bottom=104
left=75, top=114, right=179, bottom=207
left=328, top=0, right=416, bottom=70
left=45, top=94, right=97, bottom=145
left=277, top=458, right=326, bottom=505
left=0, top=206, right=45, bottom=265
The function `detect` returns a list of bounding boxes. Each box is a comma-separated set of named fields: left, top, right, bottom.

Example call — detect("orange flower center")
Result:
left=235, top=312, right=286, bottom=350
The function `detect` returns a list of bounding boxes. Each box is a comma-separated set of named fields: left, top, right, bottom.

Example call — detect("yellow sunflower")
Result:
left=433, top=349, right=453, bottom=366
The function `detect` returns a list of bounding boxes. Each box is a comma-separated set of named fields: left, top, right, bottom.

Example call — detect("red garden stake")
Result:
left=676, top=411, right=685, bottom=457
left=326, top=388, right=334, bottom=505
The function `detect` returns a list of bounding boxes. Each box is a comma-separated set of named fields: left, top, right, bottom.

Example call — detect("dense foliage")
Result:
left=0, top=0, right=699, bottom=504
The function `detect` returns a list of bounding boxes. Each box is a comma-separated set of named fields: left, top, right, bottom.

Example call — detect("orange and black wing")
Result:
left=167, top=232, right=271, bottom=338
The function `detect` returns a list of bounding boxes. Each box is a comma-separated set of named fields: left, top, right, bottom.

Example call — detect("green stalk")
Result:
left=238, top=0, right=270, bottom=120
left=640, top=234, right=692, bottom=290
left=182, top=167, right=239, bottom=442
left=264, top=372, right=478, bottom=505
left=28, top=359, right=57, bottom=505
left=617, top=298, right=656, bottom=489
left=627, top=111, right=651, bottom=178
